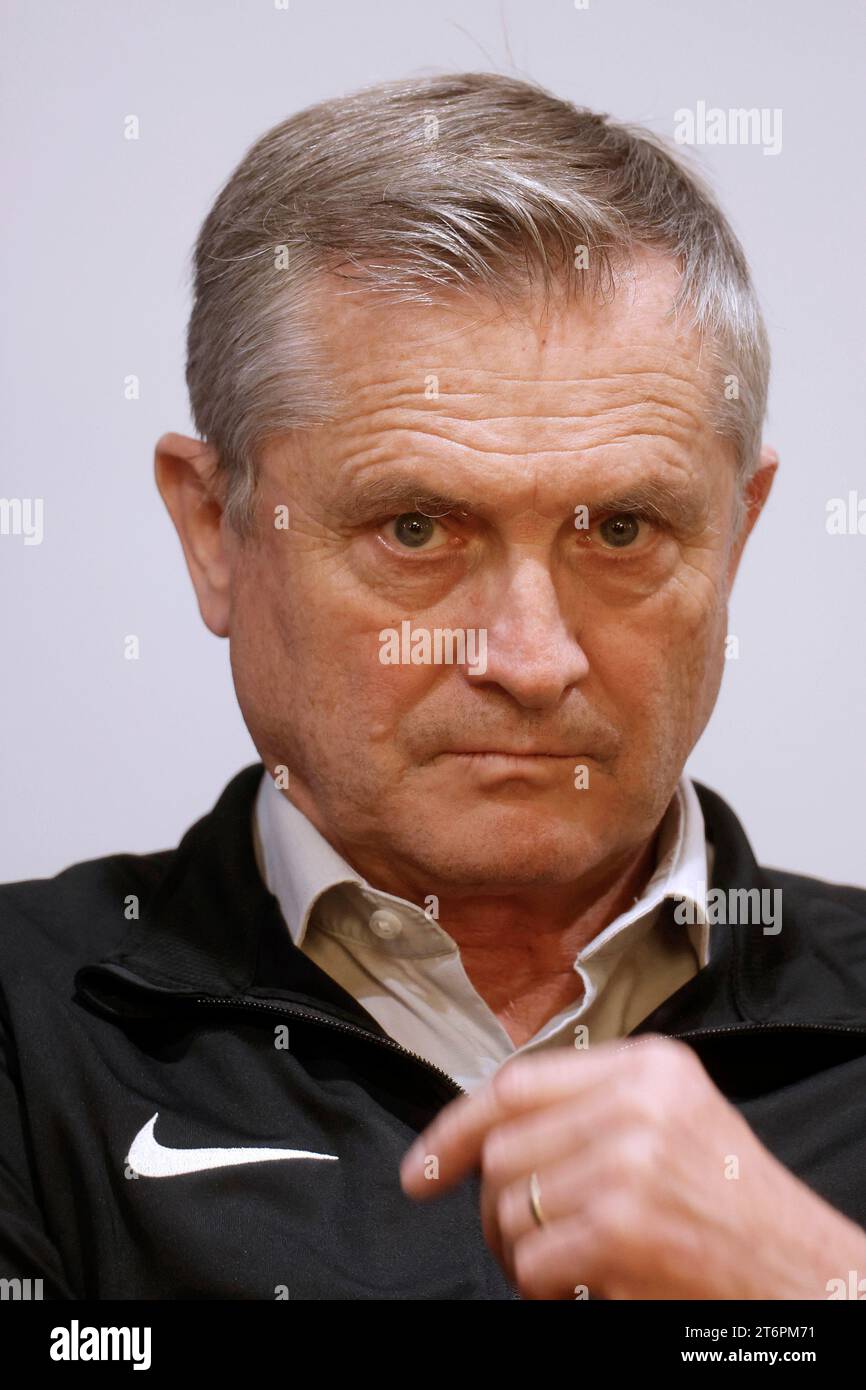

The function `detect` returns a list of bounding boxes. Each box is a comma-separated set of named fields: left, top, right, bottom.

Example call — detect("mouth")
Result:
left=433, top=751, right=584, bottom=786
left=443, top=749, right=579, bottom=759
left=438, top=752, right=584, bottom=773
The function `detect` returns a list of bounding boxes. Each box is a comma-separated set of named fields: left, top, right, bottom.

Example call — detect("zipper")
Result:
left=664, top=1021, right=866, bottom=1042
left=617, top=1020, right=866, bottom=1055
left=191, top=992, right=468, bottom=1097
left=188, top=1001, right=866, bottom=1087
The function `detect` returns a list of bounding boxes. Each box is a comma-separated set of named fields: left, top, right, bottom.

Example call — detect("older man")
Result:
left=1, top=72, right=865, bottom=1302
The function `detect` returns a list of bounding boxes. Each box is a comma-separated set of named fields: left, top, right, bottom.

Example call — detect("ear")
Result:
left=154, top=432, right=234, bottom=637
left=726, top=444, right=779, bottom=590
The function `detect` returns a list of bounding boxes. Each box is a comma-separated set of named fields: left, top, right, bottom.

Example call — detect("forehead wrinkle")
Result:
left=305, top=342, right=720, bottom=517
left=322, top=399, right=708, bottom=466
left=323, top=361, right=714, bottom=463
left=317, top=423, right=711, bottom=530
left=330, top=362, right=710, bottom=410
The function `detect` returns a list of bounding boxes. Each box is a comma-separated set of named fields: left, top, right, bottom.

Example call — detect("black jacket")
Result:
left=1, top=763, right=865, bottom=1300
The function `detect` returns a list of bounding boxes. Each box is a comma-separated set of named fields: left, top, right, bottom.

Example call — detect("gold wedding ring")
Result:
left=528, top=1169, right=547, bottom=1228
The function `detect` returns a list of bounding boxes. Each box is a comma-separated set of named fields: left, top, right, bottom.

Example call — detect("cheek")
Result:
left=672, top=564, right=729, bottom=696
left=587, top=570, right=726, bottom=733
left=235, top=562, right=441, bottom=743
left=362, top=661, right=445, bottom=748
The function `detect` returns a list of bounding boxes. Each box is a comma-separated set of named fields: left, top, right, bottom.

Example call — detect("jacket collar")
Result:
left=75, top=762, right=866, bottom=1037
left=76, top=763, right=380, bottom=1033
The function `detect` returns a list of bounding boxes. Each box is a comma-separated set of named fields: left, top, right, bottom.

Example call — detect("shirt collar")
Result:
left=252, top=772, right=711, bottom=967
left=252, top=774, right=366, bottom=949
left=576, top=775, right=712, bottom=970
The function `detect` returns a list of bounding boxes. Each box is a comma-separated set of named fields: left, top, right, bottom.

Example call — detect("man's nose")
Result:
left=465, top=557, right=589, bottom=709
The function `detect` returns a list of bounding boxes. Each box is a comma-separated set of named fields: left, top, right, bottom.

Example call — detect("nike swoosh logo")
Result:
left=126, top=1113, right=339, bottom=1178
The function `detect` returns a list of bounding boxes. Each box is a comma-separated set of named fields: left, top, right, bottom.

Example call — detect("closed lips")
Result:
left=449, top=748, right=577, bottom=756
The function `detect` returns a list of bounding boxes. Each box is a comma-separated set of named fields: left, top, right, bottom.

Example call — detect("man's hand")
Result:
left=399, top=1035, right=866, bottom=1299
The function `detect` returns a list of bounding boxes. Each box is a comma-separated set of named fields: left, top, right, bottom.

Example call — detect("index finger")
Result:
left=399, top=1036, right=658, bottom=1198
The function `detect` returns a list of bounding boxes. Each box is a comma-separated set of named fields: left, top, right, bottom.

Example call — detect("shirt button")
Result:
left=368, top=908, right=404, bottom=940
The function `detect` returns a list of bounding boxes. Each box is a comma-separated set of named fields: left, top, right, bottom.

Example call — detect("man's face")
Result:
left=180, top=254, right=770, bottom=901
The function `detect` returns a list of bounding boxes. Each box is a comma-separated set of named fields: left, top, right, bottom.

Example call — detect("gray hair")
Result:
left=185, top=71, right=770, bottom=536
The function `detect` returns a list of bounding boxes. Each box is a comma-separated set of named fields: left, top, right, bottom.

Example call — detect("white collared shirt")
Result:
left=251, top=774, right=713, bottom=1092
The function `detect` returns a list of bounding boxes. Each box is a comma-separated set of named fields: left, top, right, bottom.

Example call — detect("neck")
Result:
left=436, top=834, right=660, bottom=1044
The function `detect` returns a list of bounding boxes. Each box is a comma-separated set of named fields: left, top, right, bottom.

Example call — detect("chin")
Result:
left=400, top=807, right=612, bottom=889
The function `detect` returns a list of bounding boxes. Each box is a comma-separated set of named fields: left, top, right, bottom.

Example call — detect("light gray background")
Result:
left=1, top=0, right=863, bottom=884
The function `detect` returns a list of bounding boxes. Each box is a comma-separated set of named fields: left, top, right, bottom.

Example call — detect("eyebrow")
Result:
left=332, top=475, right=474, bottom=525
left=332, top=471, right=708, bottom=531
left=584, top=478, right=709, bottom=530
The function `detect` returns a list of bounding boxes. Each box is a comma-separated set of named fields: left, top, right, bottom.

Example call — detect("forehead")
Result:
left=311, top=249, right=708, bottom=393
left=281, top=251, right=731, bottom=509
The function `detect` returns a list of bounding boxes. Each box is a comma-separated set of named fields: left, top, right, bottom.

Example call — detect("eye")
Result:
left=387, top=512, right=448, bottom=550
left=597, top=513, right=649, bottom=549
